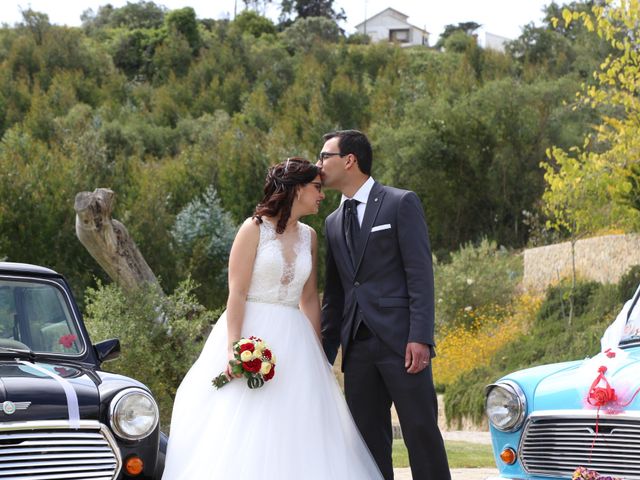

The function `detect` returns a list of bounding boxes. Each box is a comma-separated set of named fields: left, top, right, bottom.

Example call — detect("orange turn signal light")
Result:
left=125, top=456, right=144, bottom=476
left=500, top=447, right=517, bottom=465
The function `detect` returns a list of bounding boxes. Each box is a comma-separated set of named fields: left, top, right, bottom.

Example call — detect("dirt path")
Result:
left=393, top=430, right=498, bottom=480
left=394, top=466, right=498, bottom=480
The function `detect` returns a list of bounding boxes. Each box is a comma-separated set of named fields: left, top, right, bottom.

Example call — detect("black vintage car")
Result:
left=0, top=262, right=166, bottom=479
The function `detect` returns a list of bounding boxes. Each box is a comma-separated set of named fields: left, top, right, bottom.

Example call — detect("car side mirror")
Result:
left=94, top=338, right=121, bottom=363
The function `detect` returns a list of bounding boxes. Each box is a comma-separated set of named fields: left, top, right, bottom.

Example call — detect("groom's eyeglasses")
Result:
left=317, top=152, right=345, bottom=164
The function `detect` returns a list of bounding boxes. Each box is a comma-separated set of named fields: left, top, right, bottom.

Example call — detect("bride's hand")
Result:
left=226, top=350, right=243, bottom=378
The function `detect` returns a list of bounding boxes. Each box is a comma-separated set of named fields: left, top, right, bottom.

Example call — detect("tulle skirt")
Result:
left=161, top=301, right=383, bottom=480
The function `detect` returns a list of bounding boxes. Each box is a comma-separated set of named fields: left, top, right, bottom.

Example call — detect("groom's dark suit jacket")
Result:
left=321, top=180, right=435, bottom=366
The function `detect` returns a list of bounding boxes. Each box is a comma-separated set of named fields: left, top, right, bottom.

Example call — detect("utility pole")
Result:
left=364, top=0, right=367, bottom=35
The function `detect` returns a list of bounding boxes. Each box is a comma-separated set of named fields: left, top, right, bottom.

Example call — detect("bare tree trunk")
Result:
left=74, top=188, right=161, bottom=293
left=569, top=238, right=576, bottom=327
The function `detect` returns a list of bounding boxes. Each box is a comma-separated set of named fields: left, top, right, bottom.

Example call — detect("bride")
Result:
left=161, top=158, right=383, bottom=479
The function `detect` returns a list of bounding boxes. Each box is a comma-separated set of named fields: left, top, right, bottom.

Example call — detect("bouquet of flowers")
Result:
left=573, top=467, right=622, bottom=480
left=212, top=336, right=276, bottom=389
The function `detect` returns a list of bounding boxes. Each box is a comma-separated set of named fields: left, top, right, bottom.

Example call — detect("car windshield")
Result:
left=620, top=295, right=640, bottom=345
left=0, top=278, right=83, bottom=355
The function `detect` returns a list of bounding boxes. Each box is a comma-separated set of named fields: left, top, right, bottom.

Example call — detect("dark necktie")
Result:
left=343, top=199, right=360, bottom=268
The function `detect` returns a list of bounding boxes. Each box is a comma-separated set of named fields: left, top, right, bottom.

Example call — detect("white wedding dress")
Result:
left=162, top=220, right=383, bottom=480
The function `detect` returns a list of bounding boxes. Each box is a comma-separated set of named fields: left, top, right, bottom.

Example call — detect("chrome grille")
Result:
left=520, top=411, right=640, bottom=479
left=0, top=421, right=122, bottom=479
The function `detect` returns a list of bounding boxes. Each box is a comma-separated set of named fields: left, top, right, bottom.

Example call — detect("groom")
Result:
left=318, top=130, right=450, bottom=480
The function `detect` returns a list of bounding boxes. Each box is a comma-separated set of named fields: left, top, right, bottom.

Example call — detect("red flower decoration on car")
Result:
left=587, top=367, right=616, bottom=407
left=58, top=334, right=77, bottom=349
left=590, top=387, right=616, bottom=406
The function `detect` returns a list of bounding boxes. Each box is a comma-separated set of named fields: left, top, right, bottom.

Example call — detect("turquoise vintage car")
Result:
left=485, top=289, right=640, bottom=480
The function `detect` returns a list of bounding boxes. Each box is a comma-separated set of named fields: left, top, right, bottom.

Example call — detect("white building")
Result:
left=484, top=32, right=511, bottom=52
left=355, top=8, right=429, bottom=47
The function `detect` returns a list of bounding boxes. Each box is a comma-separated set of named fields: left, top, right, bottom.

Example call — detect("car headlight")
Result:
left=486, top=381, right=526, bottom=432
left=110, top=388, right=159, bottom=440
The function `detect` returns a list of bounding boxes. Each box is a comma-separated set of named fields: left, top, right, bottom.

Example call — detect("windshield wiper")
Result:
left=619, top=337, right=640, bottom=348
left=0, top=346, right=37, bottom=361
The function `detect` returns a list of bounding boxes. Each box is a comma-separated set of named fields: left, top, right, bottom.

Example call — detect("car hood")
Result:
left=504, top=348, right=640, bottom=412
left=0, top=360, right=100, bottom=423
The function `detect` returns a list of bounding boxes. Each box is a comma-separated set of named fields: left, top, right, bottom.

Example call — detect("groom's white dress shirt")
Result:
left=340, top=176, right=375, bottom=227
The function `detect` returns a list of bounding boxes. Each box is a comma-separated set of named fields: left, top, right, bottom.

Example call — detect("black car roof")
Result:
left=0, top=262, right=60, bottom=277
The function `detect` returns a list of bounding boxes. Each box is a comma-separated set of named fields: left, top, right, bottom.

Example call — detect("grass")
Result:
left=392, top=440, right=495, bottom=469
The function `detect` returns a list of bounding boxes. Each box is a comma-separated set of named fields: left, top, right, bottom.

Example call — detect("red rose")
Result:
left=59, top=334, right=77, bottom=349
left=262, top=349, right=272, bottom=360
left=589, top=387, right=616, bottom=406
left=243, top=358, right=262, bottom=373
left=239, top=343, right=254, bottom=353
left=264, top=365, right=275, bottom=381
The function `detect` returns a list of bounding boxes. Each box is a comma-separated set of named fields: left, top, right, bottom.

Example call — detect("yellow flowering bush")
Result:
left=433, top=294, right=542, bottom=389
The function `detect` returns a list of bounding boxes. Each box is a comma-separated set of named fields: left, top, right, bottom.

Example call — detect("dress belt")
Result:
left=246, top=296, right=299, bottom=308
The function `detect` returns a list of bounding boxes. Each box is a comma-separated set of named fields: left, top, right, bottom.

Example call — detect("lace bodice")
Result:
left=246, top=220, right=312, bottom=307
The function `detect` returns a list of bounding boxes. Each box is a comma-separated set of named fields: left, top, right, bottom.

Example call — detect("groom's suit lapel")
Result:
left=354, top=182, right=385, bottom=274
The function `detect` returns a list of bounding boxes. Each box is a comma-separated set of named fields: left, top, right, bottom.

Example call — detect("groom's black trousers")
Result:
left=343, top=327, right=451, bottom=480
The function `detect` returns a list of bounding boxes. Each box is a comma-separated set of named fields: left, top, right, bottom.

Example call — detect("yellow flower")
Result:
left=260, top=362, right=272, bottom=375
left=237, top=338, right=252, bottom=346
left=432, top=294, right=542, bottom=388
left=240, top=350, right=253, bottom=362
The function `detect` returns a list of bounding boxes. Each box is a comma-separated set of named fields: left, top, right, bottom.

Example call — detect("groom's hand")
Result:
left=405, top=342, right=430, bottom=374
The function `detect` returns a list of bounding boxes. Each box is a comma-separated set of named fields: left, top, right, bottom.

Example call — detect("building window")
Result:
left=389, top=29, right=410, bottom=43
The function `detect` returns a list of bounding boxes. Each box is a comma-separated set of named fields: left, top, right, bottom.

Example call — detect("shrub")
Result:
left=83, top=279, right=219, bottom=428
left=536, top=280, right=600, bottom=327
left=443, top=281, right=619, bottom=425
left=434, top=238, right=523, bottom=328
left=433, top=294, right=540, bottom=390
left=617, top=264, right=640, bottom=303
left=171, top=186, right=237, bottom=308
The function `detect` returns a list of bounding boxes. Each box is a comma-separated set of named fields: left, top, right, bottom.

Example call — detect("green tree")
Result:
left=507, top=1, right=611, bottom=78
left=232, top=10, right=277, bottom=38
left=110, top=29, right=157, bottom=78
left=279, top=0, right=346, bottom=23
left=152, top=31, right=193, bottom=81
left=280, top=16, right=342, bottom=53
left=171, top=186, right=237, bottom=307
left=18, top=8, right=50, bottom=46
left=82, top=1, right=166, bottom=30
left=165, top=7, right=201, bottom=53
left=541, top=0, right=640, bottom=235
left=443, top=30, right=477, bottom=53
left=241, top=0, right=274, bottom=16
left=540, top=0, right=640, bottom=323
left=435, top=21, right=481, bottom=50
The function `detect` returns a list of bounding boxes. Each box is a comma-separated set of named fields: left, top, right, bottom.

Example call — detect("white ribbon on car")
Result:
left=18, top=361, right=80, bottom=428
left=601, top=283, right=640, bottom=351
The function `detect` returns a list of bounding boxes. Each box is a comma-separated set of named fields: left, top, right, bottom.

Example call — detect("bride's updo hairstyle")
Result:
left=253, top=157, right=319, bottom=234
